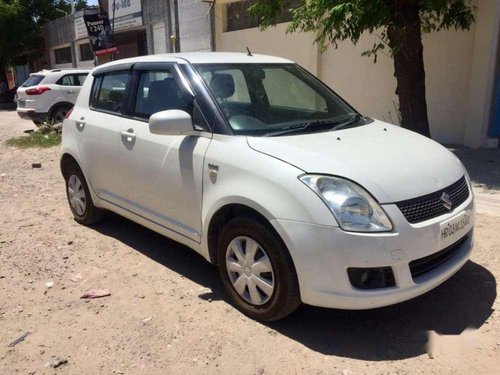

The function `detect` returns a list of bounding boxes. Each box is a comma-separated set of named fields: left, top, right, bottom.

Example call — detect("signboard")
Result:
left=83, top=11, right=118, bottom=56
left=109, top=0, right=143, bottom=32
left=74, top=10, right=88, bottom=40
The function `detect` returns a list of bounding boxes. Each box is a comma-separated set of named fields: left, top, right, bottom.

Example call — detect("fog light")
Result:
left=347, top=267, right=395, bottom=290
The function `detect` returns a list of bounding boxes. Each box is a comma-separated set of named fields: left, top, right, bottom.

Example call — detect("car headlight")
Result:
left=299, top=175, right=393, bottom=232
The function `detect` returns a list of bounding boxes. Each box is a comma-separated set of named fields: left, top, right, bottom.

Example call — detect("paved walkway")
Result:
left=451, top=146, right=500, bottom=217
left=474, top=190, right=500, bottom=217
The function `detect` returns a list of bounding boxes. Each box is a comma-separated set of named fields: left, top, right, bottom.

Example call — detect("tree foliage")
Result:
left=249, top=0, right=475, bottom=136
left=75, top=0, right=88, bottom=11
left=250, top=0, right=474, bottom=55
left=0, top=0, right=73, bottom=67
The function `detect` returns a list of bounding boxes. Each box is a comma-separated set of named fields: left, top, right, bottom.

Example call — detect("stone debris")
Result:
left=69, top=273, right=82, bottom=282
left=8, top=332, right=30, bottom=347
left=80, top=289, right=111, bottom=299
left=51, top=358, right=68, bottom=368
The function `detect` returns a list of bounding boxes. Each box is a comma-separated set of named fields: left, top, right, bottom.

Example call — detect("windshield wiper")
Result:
left=263, top=119, right=338, bottom=137
left=331, top=114, right=364, bottom=131
left=263, top=114, right=365, bottom=137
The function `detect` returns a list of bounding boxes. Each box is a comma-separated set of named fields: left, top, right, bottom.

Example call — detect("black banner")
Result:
left=83, top=10, right=118, bottom=56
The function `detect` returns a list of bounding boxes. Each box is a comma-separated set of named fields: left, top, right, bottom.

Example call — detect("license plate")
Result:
left=18, top=99, right=25, bottom=108
left=438, top=210, right=473, bottom=249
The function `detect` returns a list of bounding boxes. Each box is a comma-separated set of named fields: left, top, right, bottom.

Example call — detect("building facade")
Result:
left=42, top=0, right=214, bottom=70
left=31, top=0, right=500, bottom=148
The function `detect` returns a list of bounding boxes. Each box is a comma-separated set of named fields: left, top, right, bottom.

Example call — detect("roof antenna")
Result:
left=246, top=47, right=253, bottom=57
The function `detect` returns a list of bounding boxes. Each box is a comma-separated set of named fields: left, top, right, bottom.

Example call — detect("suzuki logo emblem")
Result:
left=440, top=192, right=452, bottom=210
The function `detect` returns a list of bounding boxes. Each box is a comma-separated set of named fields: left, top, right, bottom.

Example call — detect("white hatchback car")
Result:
left=61, top=53, right=474, bottom=321
left=17, top=69, right=90, bottom=124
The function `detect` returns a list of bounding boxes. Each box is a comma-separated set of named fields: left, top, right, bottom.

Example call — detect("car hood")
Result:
left=246, top=121, right=464, bottom=203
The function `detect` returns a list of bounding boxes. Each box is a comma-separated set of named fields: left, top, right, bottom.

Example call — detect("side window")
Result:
left=134, top=69, right=193, bottom=120
left=90, top=76, right=102, bottom=108
left=57, top=74, right=87, bottom=86
left=57, top=75, right=76, bottom=86
left=75, top=74, right=88, bottom=86
left=93, top=72, right=129, bottom=114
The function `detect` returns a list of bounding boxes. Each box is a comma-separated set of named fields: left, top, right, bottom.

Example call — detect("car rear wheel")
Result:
left=64, top=162, right=104, bottom=225
left=217, top=217, right=300, bottom=321
left=51, top=106, right=71, bottom=124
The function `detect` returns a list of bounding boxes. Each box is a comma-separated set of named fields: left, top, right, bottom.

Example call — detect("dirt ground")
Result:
left=0, top=109, right=499, bottom=374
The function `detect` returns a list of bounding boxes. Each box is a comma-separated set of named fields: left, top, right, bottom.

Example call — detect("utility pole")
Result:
left=166, top=0, right=174, bottom=53
left=173, top=0, right=180, bottom=52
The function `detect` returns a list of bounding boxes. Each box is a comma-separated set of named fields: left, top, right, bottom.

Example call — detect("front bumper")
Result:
left=271, top=194, right=475, bottom=310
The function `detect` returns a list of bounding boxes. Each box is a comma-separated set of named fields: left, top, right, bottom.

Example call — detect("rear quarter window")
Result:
left=22, top=75, right=45, bottom=87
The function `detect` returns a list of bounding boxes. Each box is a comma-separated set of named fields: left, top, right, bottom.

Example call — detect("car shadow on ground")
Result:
left=93, top=213, right=496, bottom=361
left=0, top=105, right=16, bottom=111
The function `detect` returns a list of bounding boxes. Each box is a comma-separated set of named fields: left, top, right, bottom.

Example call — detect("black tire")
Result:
left=51, top=105, right=71, bottom=124
left=63, top=162, right=104, bottom=225
left=217, top=217, right=301, bottom=321
left=32, top=120, right=42, bottom=126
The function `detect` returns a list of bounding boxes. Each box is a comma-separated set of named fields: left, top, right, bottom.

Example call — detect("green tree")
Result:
left=249, top=0, right=475, bottom=137
left=0, top=0, right=72, bottom=84
left=74, top=0, right=88, bottom=11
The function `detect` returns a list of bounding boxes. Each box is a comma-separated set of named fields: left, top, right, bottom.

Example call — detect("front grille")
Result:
left=409, top=232, right=470, bottom=281
left=396, top=176, right=469, bottom=224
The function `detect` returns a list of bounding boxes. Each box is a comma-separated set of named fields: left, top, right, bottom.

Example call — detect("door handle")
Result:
left=76, top=120, right=85, bottom=130
left=120, top=130, right=136, bottom=143
left=66, top=90, right=75, bottom=94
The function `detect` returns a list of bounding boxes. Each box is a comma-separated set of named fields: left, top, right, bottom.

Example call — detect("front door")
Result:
left=118, top=66, right=211, bottom=242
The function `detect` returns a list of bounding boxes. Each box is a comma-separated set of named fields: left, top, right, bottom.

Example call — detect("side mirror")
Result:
left=149, top=110, right=194, bottom=136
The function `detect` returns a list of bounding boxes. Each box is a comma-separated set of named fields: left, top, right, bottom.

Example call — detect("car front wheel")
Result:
left=217, top=217, right=300, bottom=321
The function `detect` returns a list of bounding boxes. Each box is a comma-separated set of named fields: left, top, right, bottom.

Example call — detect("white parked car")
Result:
left=61, top=53, right=474, bottom=321
left=17, top=69, right=90, bottom=124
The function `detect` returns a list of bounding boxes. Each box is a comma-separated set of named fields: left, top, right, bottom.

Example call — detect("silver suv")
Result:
left=17, top=69, right=90, bottom=124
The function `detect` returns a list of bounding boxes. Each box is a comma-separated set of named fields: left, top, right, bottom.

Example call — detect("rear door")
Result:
left=57, top=73, right=89, bottom=104
left=76, top=71, right=131, bottom=204
left=117, top=64, right=212, bottom=242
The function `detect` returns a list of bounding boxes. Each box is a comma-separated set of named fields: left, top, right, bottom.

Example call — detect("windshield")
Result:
left=22, top=75, right=45, bottom=87
left=195, top=63, right=360, bottom=136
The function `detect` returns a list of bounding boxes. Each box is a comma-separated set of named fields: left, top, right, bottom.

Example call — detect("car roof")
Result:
left=93, top=52, right=294, bottom=71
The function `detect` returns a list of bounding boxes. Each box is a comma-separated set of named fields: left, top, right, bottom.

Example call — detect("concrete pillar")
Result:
left=463, top=0, right=500, bottom=148
left=214, top=3, right=227, bottom=50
